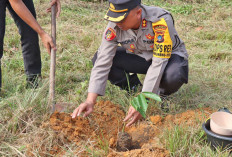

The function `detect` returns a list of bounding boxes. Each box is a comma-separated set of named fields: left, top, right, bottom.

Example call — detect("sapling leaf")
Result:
left=137, top=94, right=147, bottom=118
left=138, top=94, right=148, bottom=114
left=138, top=108, right=146, bottom=119
left=131, top=96, right=146, bottom=118
left=131, top=92, right=161, bottom=119
left=142, top=92, right=162, bottom=102
left=131, top=96, right=139, bottom=111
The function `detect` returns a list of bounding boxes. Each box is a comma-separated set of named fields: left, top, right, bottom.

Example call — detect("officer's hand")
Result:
left=39, top=31, right=56, bottom=55
left=71, top=102, right=94, bottom=118
left=123, top=106, right=142, bottom=127
left=47, top=0, right=61, bottom=18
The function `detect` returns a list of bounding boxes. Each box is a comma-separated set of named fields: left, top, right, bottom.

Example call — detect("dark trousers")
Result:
left=0, top=0, right=42, bottom=88
left=92, top=47, right=188, bottom=96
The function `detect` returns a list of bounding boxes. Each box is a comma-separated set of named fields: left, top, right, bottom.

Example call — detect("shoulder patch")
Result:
left=105, top=28, right=116, bottom=41
left=152, top=18, right=172, bottom=59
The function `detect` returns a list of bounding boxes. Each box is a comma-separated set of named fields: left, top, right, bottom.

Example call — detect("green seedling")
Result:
left=125, top=72, right=162, bottom=118
left=131, top=92, right=162, bottom=118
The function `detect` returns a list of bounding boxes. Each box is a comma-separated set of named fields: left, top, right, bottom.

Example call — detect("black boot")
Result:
left=26, top=74, right=41, bottom=89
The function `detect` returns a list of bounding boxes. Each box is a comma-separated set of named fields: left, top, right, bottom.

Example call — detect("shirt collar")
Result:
left=141, top=5, right=159, bottom=24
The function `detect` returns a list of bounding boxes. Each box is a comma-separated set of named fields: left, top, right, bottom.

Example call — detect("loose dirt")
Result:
left=48, top=100, right=213, bottom=156
left=50, top=101, right=125, bottom=144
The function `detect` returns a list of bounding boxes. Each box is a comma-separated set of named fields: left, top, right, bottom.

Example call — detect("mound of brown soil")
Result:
left=50, top=100, right=125, bottom=145
left=90, top=100, right=126, bottom=140
left=49, top=101, right=213, bottom=157
left=50, top=112, right=94, bottom=142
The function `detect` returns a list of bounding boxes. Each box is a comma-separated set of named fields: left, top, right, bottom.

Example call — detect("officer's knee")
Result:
left=160, top=65, right=185, bottom=95
left=164, top=62, right=183, bottom=82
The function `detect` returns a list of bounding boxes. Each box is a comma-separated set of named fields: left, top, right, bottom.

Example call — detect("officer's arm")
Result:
left=88, top=23, right=118, bottom=96
left=9, top=0, right=55, bottom=54
left=142, top=58, right=168, bottom=94
left=142, top=17, right=175, bottom=94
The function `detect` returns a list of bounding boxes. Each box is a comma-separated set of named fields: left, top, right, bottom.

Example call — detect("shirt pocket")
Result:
left=119, top=38, right=136, bottom=53
left=142, top=32, right=155, bottom=51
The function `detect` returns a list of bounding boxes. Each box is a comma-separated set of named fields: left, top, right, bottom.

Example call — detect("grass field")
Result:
left=0, top=0, right=232, bottom=156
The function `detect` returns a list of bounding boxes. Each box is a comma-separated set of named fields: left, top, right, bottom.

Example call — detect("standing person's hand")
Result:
left=47, top=0, right=61, bottom=18
left=39, top=31, right=56, bottom=55
left=71, top=102, right=95, bottom=118
left=123, top=106, right=142, bottom=127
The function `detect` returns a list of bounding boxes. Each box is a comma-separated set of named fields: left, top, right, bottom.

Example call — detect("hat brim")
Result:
left=104, top=9, right=129, bottom=23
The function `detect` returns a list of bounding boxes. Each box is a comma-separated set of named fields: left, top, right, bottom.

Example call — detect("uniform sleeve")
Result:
left=88, top=23, right=118, bottom=96
left=142, top=16, right=176, bottom=94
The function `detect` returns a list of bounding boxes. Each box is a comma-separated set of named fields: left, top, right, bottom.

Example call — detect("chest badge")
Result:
left=128, top=44, right=135, bottom=53
left=130, top=44, right=135, bottom=49
left=146, top=33, right=154, bottom=40
left=142, top=19, right=147, bottom=28
left=105, top=28, right=116, bottom=41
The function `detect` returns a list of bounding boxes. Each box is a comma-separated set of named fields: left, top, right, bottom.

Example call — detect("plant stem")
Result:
left=122, top=122, right=126, bottom=132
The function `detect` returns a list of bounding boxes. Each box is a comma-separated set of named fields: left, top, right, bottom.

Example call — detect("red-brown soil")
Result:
left=47, top=100, right=213, bottom=156
left=49, top=101, right=125, bottom=149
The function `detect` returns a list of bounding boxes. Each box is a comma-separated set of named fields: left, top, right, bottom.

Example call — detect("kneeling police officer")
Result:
left=72, top=0, right=189, bottom=127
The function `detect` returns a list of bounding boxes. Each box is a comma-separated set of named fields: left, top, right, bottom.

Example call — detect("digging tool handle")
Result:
left=49, top=4, right=56, bottom=112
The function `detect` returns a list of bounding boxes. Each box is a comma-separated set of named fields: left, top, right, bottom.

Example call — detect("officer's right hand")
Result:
left=71, top=102, right=94, bottom=118
left=39, top=31, right=56, bottom=55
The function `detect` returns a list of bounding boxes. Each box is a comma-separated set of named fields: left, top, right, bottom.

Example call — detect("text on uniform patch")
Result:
left=152, top=18, right=172, bottom=58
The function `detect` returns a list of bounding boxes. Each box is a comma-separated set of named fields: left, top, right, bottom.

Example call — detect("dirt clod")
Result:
left=116, top=132, right=132, bottom=151
left=150, top=115, right=162, bottom=125
left=109, top=137, right=116, bottom=148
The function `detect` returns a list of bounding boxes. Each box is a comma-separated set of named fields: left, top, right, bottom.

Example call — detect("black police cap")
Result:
left=104, top=0, right=141, bottom=23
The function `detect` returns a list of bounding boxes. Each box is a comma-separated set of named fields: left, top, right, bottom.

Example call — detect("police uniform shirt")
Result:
left=88, top=5, right=188, bottom=96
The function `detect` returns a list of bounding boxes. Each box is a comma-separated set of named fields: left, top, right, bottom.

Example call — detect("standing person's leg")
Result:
left=92, top=47, right=151, bottom=91
left=0, top=0, right=8, bottom=90
left=159, top=54, right=188, bottom=96
left=7, top=0, right=41, bottom=87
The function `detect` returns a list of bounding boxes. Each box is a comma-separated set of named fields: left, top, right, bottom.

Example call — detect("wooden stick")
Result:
left=48, top=4, right=56, bottom=112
